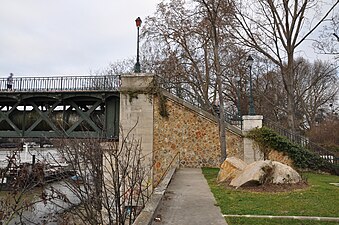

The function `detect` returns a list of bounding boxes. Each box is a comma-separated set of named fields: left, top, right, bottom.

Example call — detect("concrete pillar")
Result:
left=242, top=115, right=264, bottom=163
left=119, top=73, right=154, bottom=170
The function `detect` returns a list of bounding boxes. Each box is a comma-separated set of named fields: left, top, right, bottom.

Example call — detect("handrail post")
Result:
left=60, top=77, right=63, bottom=91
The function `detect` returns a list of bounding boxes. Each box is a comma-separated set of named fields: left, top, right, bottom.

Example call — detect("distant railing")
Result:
left=0, top=75, right=121, bottom=92
left=156, top=76, right=243, bottom=129
left=263, top=119, right=309, bottom=147
left=263, top=118, right=338, bottom=165
left=225, top=113, right=243, bottom=129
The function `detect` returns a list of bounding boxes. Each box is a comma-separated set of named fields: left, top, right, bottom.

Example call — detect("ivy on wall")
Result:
left=247, top=127, right=338, bottom=175
left=146, top=78, right=169, bottom=118
left=121, top=78, right=169, bottom=118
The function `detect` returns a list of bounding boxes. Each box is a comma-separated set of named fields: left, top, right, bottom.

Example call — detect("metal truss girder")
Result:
left=0, top=91, right=119, bottom=139
left=65, top=99, right=102, bottom=135
left=0, top=102, right=22, bottom=135
left=26, top=101, right=63, bottom=136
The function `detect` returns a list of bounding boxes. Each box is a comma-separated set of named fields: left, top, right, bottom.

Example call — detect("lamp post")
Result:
left=246, top=55, right=255, bottom=115
left=134, top=17, right=142, bottom=73
left=235, top=76, right=241, bottom=117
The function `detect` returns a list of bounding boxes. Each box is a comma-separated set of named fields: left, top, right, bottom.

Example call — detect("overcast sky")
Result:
left=0, top=0, right=160, bottom=77
left=0, top=1, right=337, bottom=77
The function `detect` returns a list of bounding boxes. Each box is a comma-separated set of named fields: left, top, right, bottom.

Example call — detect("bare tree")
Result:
left=308, top=115, right=339, bottom=151
left=48, top=128, right=152, bottom=225
left=143, top=0, right=244, bottom=161
left=293, top=58, right=338, bottom=130
left=143, top=0, right=218, bottom=108
left=254, top=56, right=338, bottom=131
left=253, top=57, right=288, bottom=122
left=314, top=11, right=339, bottom=59
left=230, top=0, right=339, bottom=130
left=90, top=58, right=135, bottom=77
left=0, top=148, right=51, bottom=225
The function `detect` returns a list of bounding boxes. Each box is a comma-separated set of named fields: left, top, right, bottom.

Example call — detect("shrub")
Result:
left=247, top=127, right=339, bottom=175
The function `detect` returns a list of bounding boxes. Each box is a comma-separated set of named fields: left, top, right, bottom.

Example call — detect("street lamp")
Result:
left=246, top=55, right=255, bottom=115
left=134, top=17, right=142, bottom=73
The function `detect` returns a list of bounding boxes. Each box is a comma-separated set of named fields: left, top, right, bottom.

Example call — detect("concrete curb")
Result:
left=133, top=167, right=176, bottom=225
left=223, top=214, right=339, bottom=222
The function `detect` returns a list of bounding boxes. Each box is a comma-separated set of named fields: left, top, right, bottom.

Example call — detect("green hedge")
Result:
left=247, top=127, right=338, bottom=175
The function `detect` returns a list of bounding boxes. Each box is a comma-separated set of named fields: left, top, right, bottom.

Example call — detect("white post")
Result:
left=24, top=143, right=28, bottom=161
left=119, top=74, right=154, bottom=162
left=119, top=74, right=154, bottom=190
left=242, top=115, right=263, bottom=163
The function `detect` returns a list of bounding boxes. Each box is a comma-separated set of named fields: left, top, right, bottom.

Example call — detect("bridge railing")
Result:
left=0, top=75, right=121, bottom=92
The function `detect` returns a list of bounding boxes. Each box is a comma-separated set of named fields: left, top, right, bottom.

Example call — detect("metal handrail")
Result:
left=263, top=119, right=309, bottom=147
left=263, top=118, right=338, bottom=164
left=155, top=76, right=243, bottom=129
left=154, top=151, right=180, bottom=188
left=225, top=112, right=243, bottom=129
left=0, top=75, right=121, bottom=92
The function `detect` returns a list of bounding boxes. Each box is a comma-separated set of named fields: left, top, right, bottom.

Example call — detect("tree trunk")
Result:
left=286, top=54, right=296, bottom=131
left=217, top=75, right=227, bottom=162
left=213, top=27, right=227, bottom=162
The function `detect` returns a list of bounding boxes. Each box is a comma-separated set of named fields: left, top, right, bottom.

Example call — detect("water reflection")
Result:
left=0, top=148, right=78, bottom=225
left=8, top=181, right=81, bottom=225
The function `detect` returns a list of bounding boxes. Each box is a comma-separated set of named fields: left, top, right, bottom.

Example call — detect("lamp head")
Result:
left=135, top=17, right=142, bottom=28
left=246, top=55, right=254, bottom=67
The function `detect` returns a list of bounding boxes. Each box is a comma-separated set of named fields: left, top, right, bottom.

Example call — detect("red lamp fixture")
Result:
left=134, top=17, right=142, bottom=73
left=135, top=17, right=142, bottom=28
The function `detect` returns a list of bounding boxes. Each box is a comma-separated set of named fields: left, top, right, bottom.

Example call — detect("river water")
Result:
left=0, top=147, right=63, bottom=168
left=0, top=147, right=79, bottom=225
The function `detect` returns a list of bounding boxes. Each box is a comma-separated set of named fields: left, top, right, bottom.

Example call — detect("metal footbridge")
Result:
left=0, top=75, right=120, bottom=139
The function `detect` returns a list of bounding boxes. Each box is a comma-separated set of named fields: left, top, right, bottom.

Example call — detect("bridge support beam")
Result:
left=0, top=92, right=119, bottom=139
left=242, top=115, right=264, bottom=163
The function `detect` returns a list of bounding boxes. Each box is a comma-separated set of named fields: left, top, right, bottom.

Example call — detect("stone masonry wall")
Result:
left=268, top=150, right=294, bottom=166
left=153, top=93, right=243, bottom=182
left=251, top=143, right=294, bottom=166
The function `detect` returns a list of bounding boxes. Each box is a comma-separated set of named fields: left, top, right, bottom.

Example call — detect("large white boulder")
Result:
left=229, top=160, right=302, bottom=188
left=271, top=161, right=302, bottom=184
left=217, top=157, right=247, bottom=183
left=230, top=160, right=273, bottom=188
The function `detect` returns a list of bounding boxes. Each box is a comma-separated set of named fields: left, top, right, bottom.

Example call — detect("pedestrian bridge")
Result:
left=0, top=75, right=120, bottom=139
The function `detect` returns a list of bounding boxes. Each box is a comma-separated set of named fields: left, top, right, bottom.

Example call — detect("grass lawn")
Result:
left=202, top=168, right=339, bottom=225
left=226, top=218, right=338, bottom=225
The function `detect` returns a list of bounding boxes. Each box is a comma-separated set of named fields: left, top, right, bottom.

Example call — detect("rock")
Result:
left=229, top=160, right=302, bottom=188
left=230, top=160, right=272, bottom=188
left=271, top=161, right=301, bottom=184
left=217, top=157, right=247, bottom=183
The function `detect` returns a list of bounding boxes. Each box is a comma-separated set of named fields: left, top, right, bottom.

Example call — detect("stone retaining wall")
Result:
left=268, top=149, right=294, bottom=166
left=118, top=74, right=245, bottom=185
left=153, top=93, right=243, bottom=182
left=251, top=143, right=294, bottom=167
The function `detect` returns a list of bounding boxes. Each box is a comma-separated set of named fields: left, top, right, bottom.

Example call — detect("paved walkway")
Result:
left=152, top=168, right=228, bottom=225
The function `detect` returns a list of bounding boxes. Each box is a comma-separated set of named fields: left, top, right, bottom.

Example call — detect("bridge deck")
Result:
left=0, top=75, right=121, bottom=139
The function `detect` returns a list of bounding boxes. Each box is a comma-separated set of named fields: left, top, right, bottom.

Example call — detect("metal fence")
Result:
left=225, top=113, right=243, bottom=129
left=263, top=118, right=338, bottom=165
left=0, top=75, right=121, bottom=92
